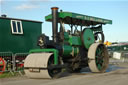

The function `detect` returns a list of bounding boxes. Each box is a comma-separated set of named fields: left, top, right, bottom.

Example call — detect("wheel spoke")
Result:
left=98, top=64, right=101, bottom=70
left=95, top=45, right=106, bottom=70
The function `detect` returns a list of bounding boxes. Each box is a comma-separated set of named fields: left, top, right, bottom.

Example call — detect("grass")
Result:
left=0, top=71, right=24, bottom=78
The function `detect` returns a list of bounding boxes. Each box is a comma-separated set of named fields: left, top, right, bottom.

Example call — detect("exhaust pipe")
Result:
left=51, top=7, right=59, bottom=43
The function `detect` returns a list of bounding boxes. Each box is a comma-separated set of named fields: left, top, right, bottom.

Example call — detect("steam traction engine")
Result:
left=24, top=7, right=112, bottom=78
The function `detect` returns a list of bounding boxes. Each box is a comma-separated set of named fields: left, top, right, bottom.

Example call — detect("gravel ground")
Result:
left=0, top=61, right=128, bottom=85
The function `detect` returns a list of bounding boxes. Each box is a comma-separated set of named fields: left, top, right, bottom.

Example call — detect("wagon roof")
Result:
left=0, top=17, right=42, bottom=23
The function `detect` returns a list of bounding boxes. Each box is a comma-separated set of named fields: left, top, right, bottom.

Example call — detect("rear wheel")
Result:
left=88, top=43, right=109, bottom=72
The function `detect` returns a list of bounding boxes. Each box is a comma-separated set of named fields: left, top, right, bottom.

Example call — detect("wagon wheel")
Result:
left=0, top=57, right=6, bottom=74
left=88, top=43, right=109, bottom=72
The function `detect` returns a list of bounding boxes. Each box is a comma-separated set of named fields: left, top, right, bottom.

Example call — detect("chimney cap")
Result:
left=1, top=14, right=7, bottom=18
left=51, top=7, right=59, bottom=10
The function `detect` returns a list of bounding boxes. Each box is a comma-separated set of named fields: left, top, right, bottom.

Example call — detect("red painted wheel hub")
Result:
left=0, top=57, right=6, bottom=74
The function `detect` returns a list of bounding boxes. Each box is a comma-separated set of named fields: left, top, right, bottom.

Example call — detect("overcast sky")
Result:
left=0, top=0, right=128, bottom=42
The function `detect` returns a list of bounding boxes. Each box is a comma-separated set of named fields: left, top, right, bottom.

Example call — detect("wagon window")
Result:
left=12, top=21, right=17, bottom=32
left=17, top=22, right=21, bottom=33
left=11, top=20, right=23, bottom=34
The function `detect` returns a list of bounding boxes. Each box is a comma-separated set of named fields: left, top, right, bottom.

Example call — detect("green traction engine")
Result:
left=24, top=7, right=112, bottom=78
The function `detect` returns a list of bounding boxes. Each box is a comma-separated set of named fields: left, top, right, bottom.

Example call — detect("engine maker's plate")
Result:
left=24, top=53, right=53, bottom=78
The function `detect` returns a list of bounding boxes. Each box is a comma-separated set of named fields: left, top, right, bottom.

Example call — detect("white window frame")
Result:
left=11, top=20, right=23, bottom=34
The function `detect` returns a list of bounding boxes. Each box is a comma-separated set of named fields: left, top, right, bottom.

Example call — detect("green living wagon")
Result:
left=0, top=15, right=42, bottom=53
left=0, top=15, right=42, bottom=73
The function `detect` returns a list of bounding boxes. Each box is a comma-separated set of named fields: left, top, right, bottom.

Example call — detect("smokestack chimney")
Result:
left=51, top=7, right=59, bottom=43
left=1, top=14, right=7, bottom=18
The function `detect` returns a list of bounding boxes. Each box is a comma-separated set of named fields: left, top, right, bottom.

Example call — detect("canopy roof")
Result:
left=45, top=12, right=112, bottom=26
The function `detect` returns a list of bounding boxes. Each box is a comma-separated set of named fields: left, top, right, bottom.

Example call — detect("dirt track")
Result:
left=0, top=63, right=128, bottom=85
